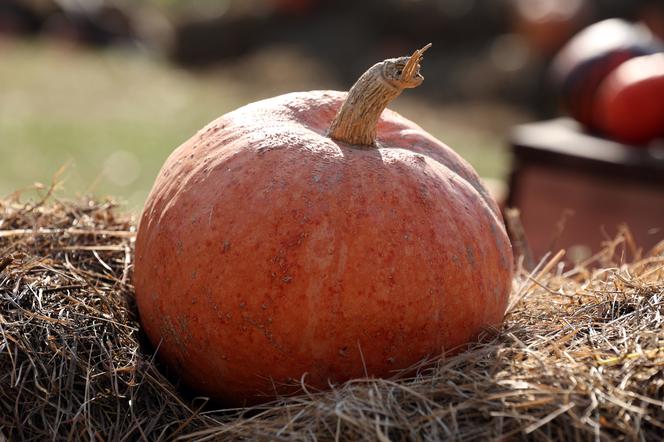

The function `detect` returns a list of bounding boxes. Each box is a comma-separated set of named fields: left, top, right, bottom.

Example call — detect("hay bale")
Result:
left=1, top=196, right=662, bottom=441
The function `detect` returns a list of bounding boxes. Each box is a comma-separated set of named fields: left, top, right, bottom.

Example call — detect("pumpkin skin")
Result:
left=134, top=89, right=513, bottom=406
left=594, top=53, right=664, bottom=145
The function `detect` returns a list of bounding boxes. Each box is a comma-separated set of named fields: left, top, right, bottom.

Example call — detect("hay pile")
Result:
left=1, top=195, right=662, bottom=441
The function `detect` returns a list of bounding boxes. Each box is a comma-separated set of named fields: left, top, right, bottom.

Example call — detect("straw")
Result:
left=1, top=193, right=662, bottom=441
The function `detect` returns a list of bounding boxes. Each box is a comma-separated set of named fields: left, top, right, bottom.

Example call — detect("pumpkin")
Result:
left=551, top=18, right=663, bottom=129
left=134, top=45, right=513, bottom=406
left=594, top=53, right=664, bottom=145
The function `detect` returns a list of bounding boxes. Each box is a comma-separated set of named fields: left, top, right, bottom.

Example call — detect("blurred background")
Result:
left=1, top=0, right=663, bottom=259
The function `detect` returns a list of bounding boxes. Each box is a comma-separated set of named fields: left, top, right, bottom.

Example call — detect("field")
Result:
left=0, top=40, right=522, bottom=211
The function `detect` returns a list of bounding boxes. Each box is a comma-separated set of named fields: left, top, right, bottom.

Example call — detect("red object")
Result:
left=551, top=19, right=663, bottom=128
left=134, top=88, right=513, bottom=405
left=594, top=53, right=664, bottom=145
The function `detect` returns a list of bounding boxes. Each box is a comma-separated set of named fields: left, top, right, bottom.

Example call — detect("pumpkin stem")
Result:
left=328, top=44, right=431, bottom=147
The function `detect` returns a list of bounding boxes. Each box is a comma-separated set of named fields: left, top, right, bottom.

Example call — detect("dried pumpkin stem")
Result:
left=329, top=44, right=431, bottom=147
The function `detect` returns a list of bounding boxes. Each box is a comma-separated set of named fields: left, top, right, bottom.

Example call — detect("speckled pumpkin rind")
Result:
left=134, top=90, right=513, bottom=405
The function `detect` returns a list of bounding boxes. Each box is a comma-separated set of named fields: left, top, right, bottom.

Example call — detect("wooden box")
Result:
left=507, top=118, right=664, bottom=261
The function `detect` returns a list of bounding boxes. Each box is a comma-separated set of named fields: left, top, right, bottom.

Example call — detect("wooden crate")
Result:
left=507, top=118, right=664, bottom=262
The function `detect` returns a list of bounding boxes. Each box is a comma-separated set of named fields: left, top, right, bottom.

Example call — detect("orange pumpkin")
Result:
left=134, top=46, right=513, bottom=406
left=594, top=53, right=664, bottom=145
left=551, top=19, right=663, bottom=129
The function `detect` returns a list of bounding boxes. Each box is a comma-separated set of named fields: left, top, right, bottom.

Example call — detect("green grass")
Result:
left=0, top=41, right=516, bottom=212
left=0, top=41, right=247, bottom=210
